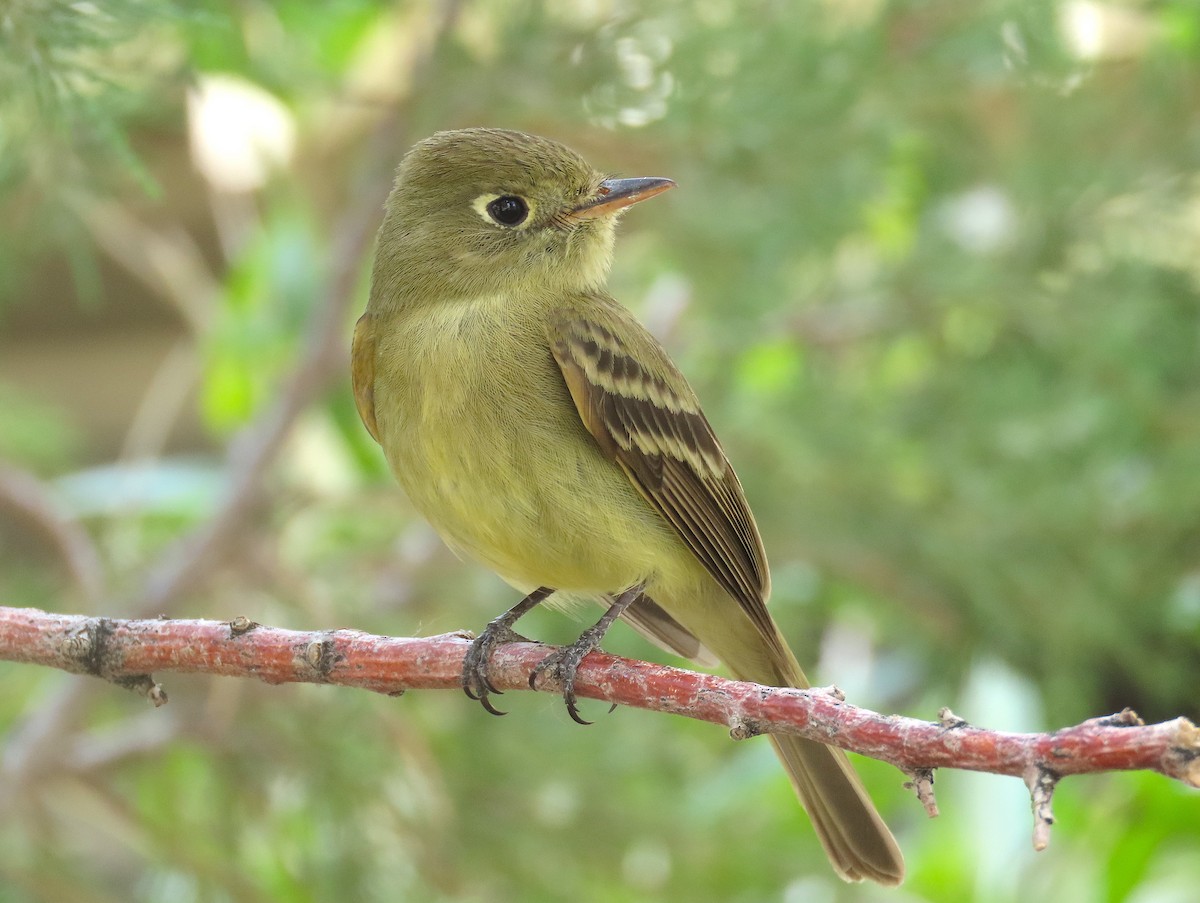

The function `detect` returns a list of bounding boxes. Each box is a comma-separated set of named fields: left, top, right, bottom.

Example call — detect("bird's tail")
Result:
left=722, top=630, right=905, bottom=885
left=767, top=731, right=904, bottom=884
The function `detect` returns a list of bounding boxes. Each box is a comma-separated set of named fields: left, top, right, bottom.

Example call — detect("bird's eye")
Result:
left=486, top=195, right=529, bottom=226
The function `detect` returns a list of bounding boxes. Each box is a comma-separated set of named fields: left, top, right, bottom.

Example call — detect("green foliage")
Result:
left=1, top=2, right=1198, bottom=901
left=0, top=0, right=187, bottom=300
left=201, top=205, right=325, bottom=433
left=0, top=384, right=79, bottom=471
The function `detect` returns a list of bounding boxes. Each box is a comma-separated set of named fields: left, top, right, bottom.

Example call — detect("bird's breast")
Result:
left=371, top=295, right=678, bottom=594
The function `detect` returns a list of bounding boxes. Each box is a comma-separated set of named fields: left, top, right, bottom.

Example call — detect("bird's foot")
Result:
left=528, top=623, right=610, bottom=725
left=462, top=622, right=536, bottom=716
left=462, top=587, right=552, bottom=715
left=527, top=582, right=645, bottom=724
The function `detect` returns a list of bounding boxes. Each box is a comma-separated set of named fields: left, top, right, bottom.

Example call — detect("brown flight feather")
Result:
left=548, top=303, right=783, bottom=659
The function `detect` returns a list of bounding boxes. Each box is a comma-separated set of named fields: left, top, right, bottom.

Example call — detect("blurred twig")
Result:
left=0, top=464, right=103, bottom=604
left=127, top=130, right=396, bottom=617
left=1, top=0, right=464, bottom=788
left=2, top=605, right=1197, bottom=852
left=126, top=0, right=461, bottom=618
left=116, top=337, right=202, bottom=463
left=70, top=198, right=221, bottom=336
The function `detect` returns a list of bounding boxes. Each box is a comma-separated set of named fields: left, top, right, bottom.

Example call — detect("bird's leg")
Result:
left=463, top=586, right=553, bottom=716
left=529, top=582, right=645, bottom=725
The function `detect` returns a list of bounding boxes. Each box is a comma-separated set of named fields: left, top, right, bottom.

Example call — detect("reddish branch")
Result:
left=3, top=605, right=1197, bottom=829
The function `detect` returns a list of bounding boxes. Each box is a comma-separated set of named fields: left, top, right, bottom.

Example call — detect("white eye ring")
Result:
left=472, top=193, right=533, bottom=228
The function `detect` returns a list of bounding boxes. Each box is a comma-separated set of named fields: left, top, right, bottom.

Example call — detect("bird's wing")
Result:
left=547, top=303, right=778, bottom=650
left=352, top=312, right=380, bottom=443
left=623, top=594, right=719, bottom=666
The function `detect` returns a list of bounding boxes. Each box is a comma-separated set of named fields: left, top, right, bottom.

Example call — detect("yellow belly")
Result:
left=372, top=297, right=683, bottom=596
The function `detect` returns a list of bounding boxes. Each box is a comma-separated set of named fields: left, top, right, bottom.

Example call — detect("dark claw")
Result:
left=480, top=694, right=507, bottom=717
left=566, top=689, right=592, bottom=726
left=462, top=587, right=555, bottom=713
left=527, top=583, right=646, bottom=722
left=462, top=625, right=525, bottom=715
left=461, top=587, right=555, bottom=715
left=529, top=634, right=604, bottom=724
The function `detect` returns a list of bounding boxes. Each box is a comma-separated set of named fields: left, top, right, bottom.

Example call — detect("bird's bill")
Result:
left=568, top=176, right=675, bottom=220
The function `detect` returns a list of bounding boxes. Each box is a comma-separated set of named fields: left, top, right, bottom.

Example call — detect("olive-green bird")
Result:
left=352, top=127, right=904, bottom=885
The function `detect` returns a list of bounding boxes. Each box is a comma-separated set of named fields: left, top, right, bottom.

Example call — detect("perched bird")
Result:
left=352, top=127, right=904, bottom=885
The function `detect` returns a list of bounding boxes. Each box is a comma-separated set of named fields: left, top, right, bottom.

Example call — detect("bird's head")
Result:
left=374, top=128, right=674, bottom=302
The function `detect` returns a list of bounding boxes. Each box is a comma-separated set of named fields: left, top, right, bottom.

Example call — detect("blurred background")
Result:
left=1, top=1, right=1198, bottom=900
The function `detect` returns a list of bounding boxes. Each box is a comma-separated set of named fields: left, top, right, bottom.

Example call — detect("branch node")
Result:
left=74, top=617, right=115, bottom=677
left=1085, top=707, right=1144, bottom=729
left=229, top=616, right=259, bottom=637
left=1164, top=718, right=1200, bottom=788
left=729, top=717, right=768, bottom=740
left=811, top=684, right=847, bottom=702
left=1024, top=765, right=1059, bottom=851
left=903, top=768, right=939, bottom=818
left=938, top=707, right=970, bottom=729
left=298, top=635, right=341, bottom=681
left=113, top=674, right=169, bottom=707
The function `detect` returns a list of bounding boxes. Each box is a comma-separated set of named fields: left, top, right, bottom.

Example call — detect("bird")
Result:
left=351, top=127, right=904, bottom=885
